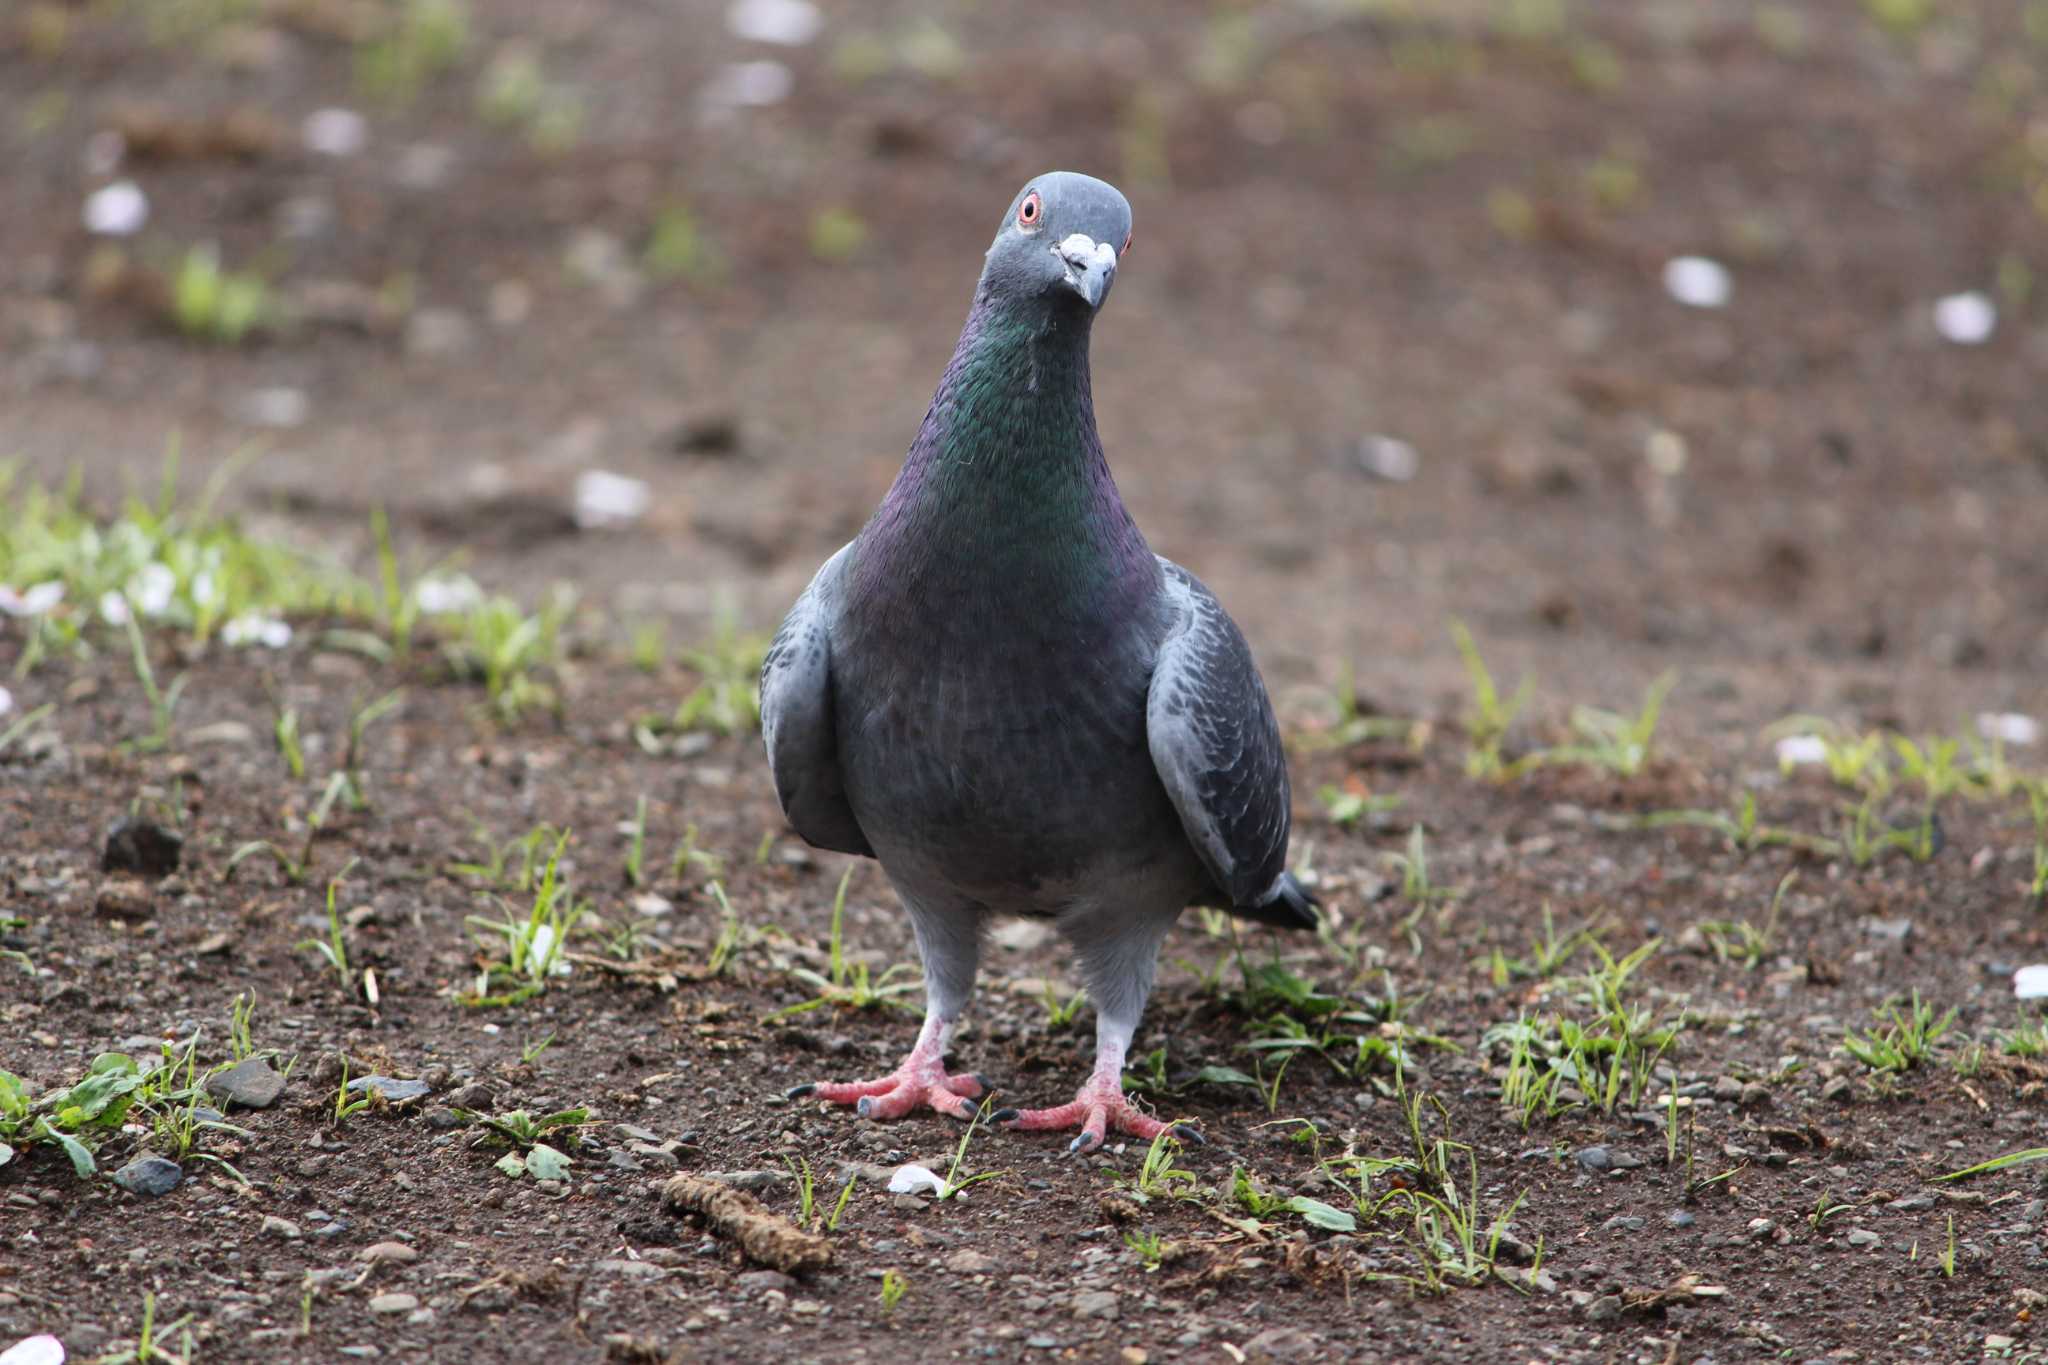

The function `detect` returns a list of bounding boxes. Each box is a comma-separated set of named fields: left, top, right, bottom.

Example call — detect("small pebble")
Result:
left=110, top=1156, right=182, bottom=1198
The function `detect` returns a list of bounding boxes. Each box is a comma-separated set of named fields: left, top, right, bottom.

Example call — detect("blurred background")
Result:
left=4, top=0, right=2045, bottom=731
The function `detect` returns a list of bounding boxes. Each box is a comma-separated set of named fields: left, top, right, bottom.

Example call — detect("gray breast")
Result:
left=833, top=603, right=1199, bottom=913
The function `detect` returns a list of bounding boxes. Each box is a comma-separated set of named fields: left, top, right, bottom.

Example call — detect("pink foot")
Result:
left=788, top=1058, right=991, bottom=1122
left=995, top=1079, right=1204, bottom=1154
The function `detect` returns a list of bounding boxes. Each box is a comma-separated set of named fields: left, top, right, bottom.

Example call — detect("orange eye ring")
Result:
left=1017, top=192, right=1042, bottom=228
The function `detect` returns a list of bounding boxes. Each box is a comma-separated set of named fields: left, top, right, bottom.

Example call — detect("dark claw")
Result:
left=856, top=1096, right=875, bottom=1118
left=991, top=1108, right=1019, bottom=1125
left=1067, top=1131, right=1103, bottom=1156
left=1170, top=1124, right=1206, bottom=1146
left=970, top=1073, right=998, bottom=1096
left=785, top=1083, right=817, bottom=1099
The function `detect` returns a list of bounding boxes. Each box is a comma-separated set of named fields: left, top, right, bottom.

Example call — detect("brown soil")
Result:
left=5, top=1, right=2048, bottom=1361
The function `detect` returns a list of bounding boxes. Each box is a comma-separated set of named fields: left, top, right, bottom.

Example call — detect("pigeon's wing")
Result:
left=760, top=543, right=872, bottom=858
left=1145, top=558, right=1313, bottom=926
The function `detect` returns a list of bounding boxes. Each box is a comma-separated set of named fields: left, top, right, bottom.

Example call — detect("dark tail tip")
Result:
left=1230, top=872, right=1321, bottom=932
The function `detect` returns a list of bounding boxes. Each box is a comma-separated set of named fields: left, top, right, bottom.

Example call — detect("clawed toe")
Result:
left=785, top=1082, right=818, bottom=1099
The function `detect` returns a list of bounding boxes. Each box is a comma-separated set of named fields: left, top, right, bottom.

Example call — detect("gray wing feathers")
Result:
left=1145, top=559, right=1292, bottom=908
left=760, top=544, right=872, bottom=857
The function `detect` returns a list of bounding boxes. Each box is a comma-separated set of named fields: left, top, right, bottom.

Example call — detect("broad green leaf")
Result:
left=494, top=1152, right=526, bottom=1178
left=1188, top=1066, right=1259, bottom=1088
left=525, top=1143, right=573, bottom=1181
left=1286, top=1196, right=1358, bottom=1232
left=34, top=1123, right=97, bottom=1177
left=0, top=1140, right=13, bottom=1168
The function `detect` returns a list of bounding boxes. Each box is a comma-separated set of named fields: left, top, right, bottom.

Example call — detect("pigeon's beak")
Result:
left=1054, top=233, right=1118, bottom=310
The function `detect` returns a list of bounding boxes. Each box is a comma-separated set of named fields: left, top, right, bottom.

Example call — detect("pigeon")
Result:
left=764, top=171, right=1316, bottom=1151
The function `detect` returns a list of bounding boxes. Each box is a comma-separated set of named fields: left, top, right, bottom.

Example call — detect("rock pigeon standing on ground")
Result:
left=763, top=172, right=1317, bottom=1151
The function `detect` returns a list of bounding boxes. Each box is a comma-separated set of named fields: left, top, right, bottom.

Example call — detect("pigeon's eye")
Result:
left=1017, top=192, right=1042, bottom=229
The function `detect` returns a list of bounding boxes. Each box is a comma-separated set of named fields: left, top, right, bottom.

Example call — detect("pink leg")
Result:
left=788, top=1012, right=991, bottom=1122
left=995, top=1023, right=1203, bottom=1154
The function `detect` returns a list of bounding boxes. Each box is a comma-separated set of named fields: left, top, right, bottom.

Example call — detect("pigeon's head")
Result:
left=980, top=172, right=1132, bottom=316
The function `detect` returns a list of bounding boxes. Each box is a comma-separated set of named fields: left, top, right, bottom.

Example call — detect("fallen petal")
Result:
left=0, top=1335, right=67, bottom=1365
left=1976, top=713, right=2039, bottom=747
left=84, top=181, right=149, bottom=236
left=1774, top=735, right=1827, bottom=767
left=1933, top=292, right=1995, bottom=346
left=1662, top=255, right=1731, bottom=309
left=886, top=1163, right=947, bottom=1196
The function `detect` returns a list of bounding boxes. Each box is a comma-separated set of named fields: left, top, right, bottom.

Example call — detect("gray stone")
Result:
left=1071, top=1290, right=1119, bottom=1321
left=1243, top=1326, right=1321, bottom=1363
left=1845, top=1228, right=1882, bottom=1247
left=207, top=1058, right=287, bottom=1110
left=1575, top=1146, right=1613, bottom=1171
left=262, top=1215, right=303, bottom=1240
left=1667, top=1209, right=1696, bottom=1228
left=738, top=1270, right=796, bottom=1295
left=945, top=1248, right=998, bottom=1274
left=346, top=1076, right=431, bottom=1103
left=1602, top=1215, right=1646, bottom=1233
left=110, top=1156, right=182, bottom=1198
left=627, top=1142, right=679, bottom=1170
left=357, top=1242, right=419, bottom=1264
left=367, top=1293, right=418, bottom=1315
left=593, top=1260, right=668, bottom=1279
left=445, top=1083, right=494, bottom=1111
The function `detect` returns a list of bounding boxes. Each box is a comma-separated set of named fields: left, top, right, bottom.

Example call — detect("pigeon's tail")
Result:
left=1231, top=872, right=1321, bottom=932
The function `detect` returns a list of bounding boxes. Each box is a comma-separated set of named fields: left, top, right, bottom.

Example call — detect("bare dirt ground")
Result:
left=4, top=0, right=2048, bottom=1361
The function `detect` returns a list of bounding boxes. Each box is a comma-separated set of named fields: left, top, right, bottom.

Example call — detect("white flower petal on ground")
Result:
left=1, top=582, right=67, bottom=617
left=726, top=0, right=819, bottom=45
left=414, top=574, right=485, bottom=614
left=303, top=108, right=367, bottom=157
left=0, top=1334, right=67, bottom=1365
left=131, top=563, right=177, bottom=617
left=886, top=1163, right=947, bottom=1197
left=1662, top=256, right=1731, bottom=309
left=223, top=614, right=292, bottom=649
left=527, top=924, right=573, bottom=977
left=83, top=181, right=149, bottom=236
left=2015, top=965, right=2048, bottom=1001
left=99, top=591, right=133, bottom=626
left=0, top=686, right=13, bottom=719
left=573, top=470, right=652, bottom=529
left=191, top=571, right=220, bottom=608
left=1977, top=713, right=2039, bottom=746
left=1774, top=734, right=1827, bottom=767
left=1932, top=292, right=1995, bottom=345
